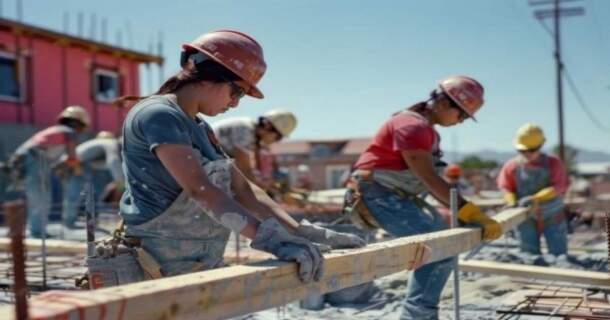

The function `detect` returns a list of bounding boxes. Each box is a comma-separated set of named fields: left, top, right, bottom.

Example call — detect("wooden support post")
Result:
left=459, top=260, right=610, bottom=287
left=4, top=200, right=28, bottom=320
left=0, top=208, right=527, bottom=320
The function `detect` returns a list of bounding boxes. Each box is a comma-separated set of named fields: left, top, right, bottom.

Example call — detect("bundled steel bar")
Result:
left=4, top=200, right=28, bottom=320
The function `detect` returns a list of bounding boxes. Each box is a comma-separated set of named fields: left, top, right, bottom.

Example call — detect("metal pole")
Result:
left=5, top=200, right=28, bottom=320
left=235, top=233, right=240, bottom=263
left=85, top=182, right=96, bottom=257
left=554, top=0, right=565, bottom=162
left=450, top=187, right=461, bottom=320
left=38, top=154, right=48, bottom=290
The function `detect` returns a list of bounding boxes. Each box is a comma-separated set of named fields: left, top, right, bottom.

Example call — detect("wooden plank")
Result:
left=459, top=260, right=610, bottom=287
left=0, top=207, right=527, bottom=320
left=0, top=238, right=86, bottom=255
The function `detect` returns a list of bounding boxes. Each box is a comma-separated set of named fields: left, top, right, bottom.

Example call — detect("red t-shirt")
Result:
left=354, top=111, right=441, bottom=171
left=496, top=154, right=570, bottom=195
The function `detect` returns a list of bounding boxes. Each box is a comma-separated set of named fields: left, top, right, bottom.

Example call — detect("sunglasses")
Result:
left=519, top=148, right=540, bottom=154
left=446, top=97, right=469, bottom=121
left=225, top=79, right=246, bottom=101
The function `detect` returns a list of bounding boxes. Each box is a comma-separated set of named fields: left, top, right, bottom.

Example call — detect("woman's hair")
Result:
left=114, top=55, right=241, bottom=107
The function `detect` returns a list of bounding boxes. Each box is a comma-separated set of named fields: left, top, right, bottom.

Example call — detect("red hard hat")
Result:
left=444, top=164, right=462, bottom=179
left=182, top=30, right=267, bottom=99
left=439, top=76, right=484, bottom=121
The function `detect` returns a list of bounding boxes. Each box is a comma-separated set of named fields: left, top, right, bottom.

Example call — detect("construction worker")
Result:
left=443, top=164, right=475, bottom=197
left=211, top=109, right=297, bottom=191
left=102, top=30, right=364, bottom=285
left=497, top=123, right=570, bottom=255
left=10, top=106, right=90, bottom=238
left=345, top=76, right=502, bottom=319
left=61, top=131, right=123, bottom=228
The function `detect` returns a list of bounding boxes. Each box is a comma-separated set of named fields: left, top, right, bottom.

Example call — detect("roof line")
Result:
left=0, top=17, right=164, bottom=64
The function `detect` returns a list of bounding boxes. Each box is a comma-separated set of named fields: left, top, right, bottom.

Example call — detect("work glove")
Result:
left=503, top=192, right=517, bottom=208
left=518, top=195, right=535, bottom=207
left=64, top=158, right=83, bottom=176
left=458, top=202, right=503, bottom=241
left=296, top=219, right=367, bottom=249
left=518, top=187, right=558, bottom=208
left=251, top=218, right=327, bottom=283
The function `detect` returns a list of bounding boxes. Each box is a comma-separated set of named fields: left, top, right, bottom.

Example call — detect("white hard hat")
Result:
left=262, top=109, right=297, bottom=137
left=58, top=105, right=91, bottom=127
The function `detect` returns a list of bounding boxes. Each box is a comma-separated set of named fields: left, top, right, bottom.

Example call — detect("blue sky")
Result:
left=4, top=0, right=610, bottom=154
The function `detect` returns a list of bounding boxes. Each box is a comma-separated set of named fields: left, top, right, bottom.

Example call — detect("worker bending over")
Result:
left=10, top=106, right=89, bottom=238
left=345, top=76, right=502, bottom=320
left=96, top=30, right=363, bottom=286
left=212, top=109, right=296, bottom=191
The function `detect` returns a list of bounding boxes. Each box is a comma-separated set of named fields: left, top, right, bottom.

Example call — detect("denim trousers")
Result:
left=518, top=200, right=568, bottom=255
left=360, top=181, right=453, bottom=320
left=24, top=152, right=52, bottom=238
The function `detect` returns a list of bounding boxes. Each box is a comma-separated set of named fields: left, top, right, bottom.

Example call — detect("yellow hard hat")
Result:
left=514, top=123, right=545, bottom=151
left=263, top=109, right=297, bottom=137
left=58, top=105, right=91, bottom=127
left=96, top=131, right=115, bottom=139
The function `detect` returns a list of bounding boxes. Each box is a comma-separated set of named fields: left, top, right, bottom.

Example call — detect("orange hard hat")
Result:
left=439, top=76, right=484, bottom=121
left=444, top=164, right=462, bottom=179
left=182, top=30, right=267, bottom=99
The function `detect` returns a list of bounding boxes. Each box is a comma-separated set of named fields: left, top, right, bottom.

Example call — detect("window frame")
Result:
left=92, top=68, right=121, bottom=103
left=0, top=51, right=26, bottom=103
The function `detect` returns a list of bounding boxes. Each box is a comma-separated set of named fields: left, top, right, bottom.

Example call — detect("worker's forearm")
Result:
left=189, top=185, right=259, bottom=239
left=420, top=172, right=466, bottom=208
left=236, top=181, right=299, bottom=231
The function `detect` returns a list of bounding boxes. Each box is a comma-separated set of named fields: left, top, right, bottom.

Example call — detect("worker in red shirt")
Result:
left=345, top=76, right=502, bottom=320
left=497, top=123, right=569, bottom=256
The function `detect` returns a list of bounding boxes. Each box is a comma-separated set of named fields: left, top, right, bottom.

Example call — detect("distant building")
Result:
left=0, top=17, right=163, bottom=159
left=271, top=138, right=370, bottom=190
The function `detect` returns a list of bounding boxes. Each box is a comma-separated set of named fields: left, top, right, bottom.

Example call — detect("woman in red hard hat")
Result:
left=345, top=76, right=502, bottom=319
left=92, top=30, right=363, bottom=287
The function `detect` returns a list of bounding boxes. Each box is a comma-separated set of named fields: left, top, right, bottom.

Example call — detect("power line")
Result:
left=563, top=66, right=610, bottom=132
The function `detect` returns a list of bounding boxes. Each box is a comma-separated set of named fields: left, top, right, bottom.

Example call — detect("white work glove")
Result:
left=251, top=218, right=327, bottom=283
left=518, top=195, right=535, bottom=208
left=296, top=219, right=367, bottom=249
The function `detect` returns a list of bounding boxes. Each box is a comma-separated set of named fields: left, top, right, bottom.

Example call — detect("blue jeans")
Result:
left=518, top=207, right=568, bottom=255
left=24, top=152, right=52, bottom=238
left=360, top=181, right=453, bottom=320
left=62, top=173, right=87, bottom=228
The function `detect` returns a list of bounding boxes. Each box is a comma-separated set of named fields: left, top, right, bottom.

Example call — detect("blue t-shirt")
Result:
left=119, top=95, right=226, bottom=225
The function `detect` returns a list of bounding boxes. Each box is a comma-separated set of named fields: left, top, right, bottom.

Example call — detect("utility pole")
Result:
left=529, top=0, right=584, bottom=162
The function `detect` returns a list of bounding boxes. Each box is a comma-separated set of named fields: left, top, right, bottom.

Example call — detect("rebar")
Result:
left=450, top=187, right=460, bottom=320
left=85, top=181, right=96, bottom=257
left=4, top=200, right=28, bottom=320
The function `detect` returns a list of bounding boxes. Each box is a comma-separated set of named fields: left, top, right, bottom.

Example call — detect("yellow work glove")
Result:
left=503, top=192, right=517, bottom=207
left=518, top=187, right=557, bottom=207
left=458, top=202, right=503, bottom=240
left=533, top=187, right=557, bottom=202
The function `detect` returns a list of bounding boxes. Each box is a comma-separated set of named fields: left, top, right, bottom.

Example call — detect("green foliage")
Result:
left=459, top=155, right=499, bottom=170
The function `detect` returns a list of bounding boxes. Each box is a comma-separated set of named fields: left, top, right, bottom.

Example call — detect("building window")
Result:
left=93, top=69, right=120, bottom=102
left=0, top=53, right=24, bottom=101
left=325, top=164, right=351, bottom=189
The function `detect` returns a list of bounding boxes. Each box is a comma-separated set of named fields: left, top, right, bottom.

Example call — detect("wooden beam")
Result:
left=459, top=260, right=610, bottom=287
left=0, top=208, right=527, bottom=320
left=0, top=238, right=86, bottom=255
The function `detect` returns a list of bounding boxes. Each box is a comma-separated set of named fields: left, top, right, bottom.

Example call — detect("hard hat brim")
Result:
left=182, top=43, right=264, bottom=99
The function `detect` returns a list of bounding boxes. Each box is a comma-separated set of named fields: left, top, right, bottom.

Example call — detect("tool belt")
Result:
left=82, top=219, right=163, bottom=289
left=344, top=169, right=432, bottom=230
left=530, top=201, right=566, bottom=236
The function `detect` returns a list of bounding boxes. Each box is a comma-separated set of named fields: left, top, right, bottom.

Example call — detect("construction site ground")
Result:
left=1, top=207, right=609, bottom=319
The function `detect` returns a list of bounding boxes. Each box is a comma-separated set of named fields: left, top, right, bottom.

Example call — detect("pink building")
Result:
left=271, top=138, right=371, bottom=190
left=0, top=17, right=162, bottom=141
